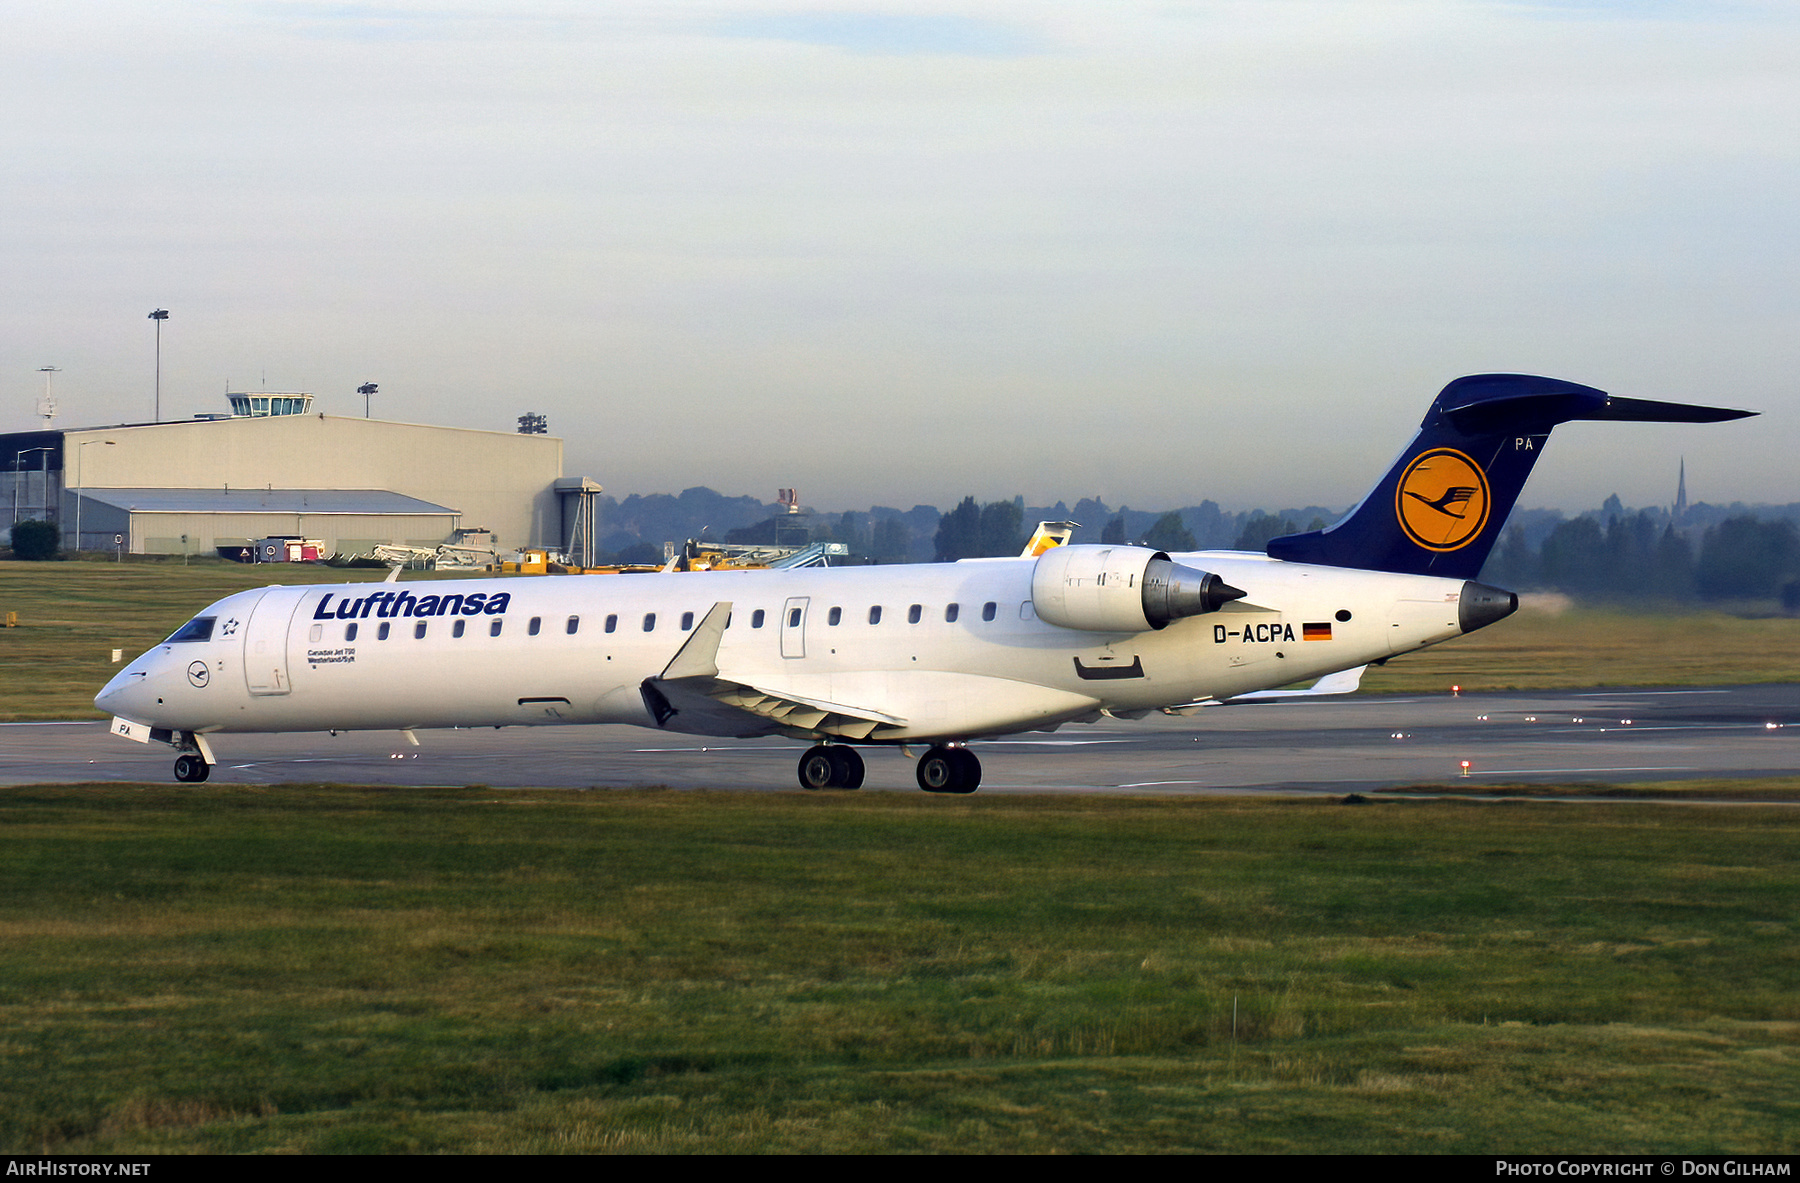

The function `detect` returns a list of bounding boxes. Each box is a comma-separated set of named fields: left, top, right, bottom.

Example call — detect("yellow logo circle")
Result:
left=1395, top=448, right=1491, bottom=552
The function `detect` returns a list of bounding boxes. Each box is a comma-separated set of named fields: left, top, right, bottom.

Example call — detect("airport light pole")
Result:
left=148, top=309, right=169, bottom=423
left=358, top=382, right=377, bottom=419
left=74, top=439, right=114, bottom=554
left=12, top=447, right=53, bottom=528
left=38, top=366, right=59, bottom=424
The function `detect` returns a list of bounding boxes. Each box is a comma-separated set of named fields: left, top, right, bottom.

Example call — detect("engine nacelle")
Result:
left=1030, top=545, right=1245, bottom=633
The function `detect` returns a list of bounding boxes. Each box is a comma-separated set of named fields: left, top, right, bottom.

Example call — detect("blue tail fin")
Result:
left=1265, top=374, right=1754, bottom=579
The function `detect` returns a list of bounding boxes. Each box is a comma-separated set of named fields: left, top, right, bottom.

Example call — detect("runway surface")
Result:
left=7, top=684, right=1800, bottom=794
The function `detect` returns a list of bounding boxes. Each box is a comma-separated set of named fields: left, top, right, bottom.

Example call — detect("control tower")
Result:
left=227, top=391, right=313, bottom=417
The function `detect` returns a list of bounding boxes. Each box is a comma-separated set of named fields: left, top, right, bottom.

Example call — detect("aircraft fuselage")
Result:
left=97, top=552, right=1469, bottom=743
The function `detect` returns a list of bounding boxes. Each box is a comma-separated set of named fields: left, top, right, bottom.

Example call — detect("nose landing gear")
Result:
left=169, top=731, right=216, bottom=783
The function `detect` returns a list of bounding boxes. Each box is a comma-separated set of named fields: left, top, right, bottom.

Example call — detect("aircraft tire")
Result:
left=798, top=747, right=837, bottom=791
left=173, top=753, right=210, bottom=784
left=828, top=746, right=865, bottom=789
left=949, top=748, right=981, bottom=793
left=916, top=746, right=979, bottom=794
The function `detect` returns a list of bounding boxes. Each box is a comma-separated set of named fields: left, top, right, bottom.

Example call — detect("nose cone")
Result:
left=95, top=662, right=154, bottom=719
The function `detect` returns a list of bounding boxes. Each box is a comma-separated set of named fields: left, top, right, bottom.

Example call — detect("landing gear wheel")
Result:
left=828, top=746, right=865, bottom=789
left=798, top=747, right=836, bottom=790
left=916, top=745, right=980, bottom=794
left=950, top=747, right=981, bottom=792
left=173, top=753, right=210, bottom=783
left=798, top=745, right=865, bottom=790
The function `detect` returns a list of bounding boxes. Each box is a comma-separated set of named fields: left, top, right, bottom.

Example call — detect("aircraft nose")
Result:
left=95, top=664, right=155, bottom=718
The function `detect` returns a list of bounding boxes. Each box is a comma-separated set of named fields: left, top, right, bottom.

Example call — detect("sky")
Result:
left=3, top=1, right=1796, bottom=514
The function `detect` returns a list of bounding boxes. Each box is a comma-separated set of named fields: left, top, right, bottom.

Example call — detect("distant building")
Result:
left=3, top=392, right=582, bottom=557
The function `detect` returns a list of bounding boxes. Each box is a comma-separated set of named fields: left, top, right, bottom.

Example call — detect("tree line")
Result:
left=1482, top=511, right=1800, bottom=606
left=576, top=487, right=1800, bottom=607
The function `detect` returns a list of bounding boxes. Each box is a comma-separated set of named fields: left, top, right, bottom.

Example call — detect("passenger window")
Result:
left=945, top=603, right=960, bottom=623
left=453, top=619, right=466, bottom=638
left=868, top=606, right=882, bottom=625
left=529, top=616, right=542, bottom=636
left=982, top=602, right=997, bottom=622
left=908, top=604, right=922, bottom=624
left=378, top=622, right=390, bottom=640
left=567, top=616, right=580, bottom=635
left=643, top=613, right=656, bottom=632
left=788, top=608, right=801, bottom=628
left=828, top=607, right=842, bottom=626
left=414, top=621, right=427, bottom=639
left=752, top=609, right=765, bottom=629
left=489, top=619, right=502, bottom=637
left=681, top=611, right=694, bottom=631
left=345, top=623, right=358, bottom=641
left=605, top=614, right=618, bottom=633
left=308, top=623, right=322, bottom=643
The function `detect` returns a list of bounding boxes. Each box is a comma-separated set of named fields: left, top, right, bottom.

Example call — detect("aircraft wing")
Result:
left=1158, top=664, right=1369, bottom=715
left=641, top=602, right=909, bottom=739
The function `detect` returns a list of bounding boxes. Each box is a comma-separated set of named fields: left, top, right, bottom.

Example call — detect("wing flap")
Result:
left=643, top=602, right=910, bottom=738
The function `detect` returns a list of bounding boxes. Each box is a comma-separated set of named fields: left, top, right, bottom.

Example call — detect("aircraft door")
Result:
left=780, top=597, right=808, bottom=659
left=241, top=587, right=308, bottom=695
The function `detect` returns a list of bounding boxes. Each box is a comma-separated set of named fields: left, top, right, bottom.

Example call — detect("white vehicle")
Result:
left=98, top=375, right=1751, bottom=791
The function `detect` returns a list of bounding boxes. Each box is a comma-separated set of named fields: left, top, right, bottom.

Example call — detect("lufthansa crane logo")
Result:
left=1395, top=448, right=1491, bottom=552
left=187, top=661, right=211, bottom=689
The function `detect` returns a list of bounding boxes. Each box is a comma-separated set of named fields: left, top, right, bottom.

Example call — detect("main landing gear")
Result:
left=914, top=745, right=980, bottom=794
left=794, top=743, right=983, bottom=793
left=797, top=744, right=865, bottom=790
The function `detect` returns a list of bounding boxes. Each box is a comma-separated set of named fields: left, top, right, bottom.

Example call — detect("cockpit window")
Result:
left=165, top=616, right=216, bottom=643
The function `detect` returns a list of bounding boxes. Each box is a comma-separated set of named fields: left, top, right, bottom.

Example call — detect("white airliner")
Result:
left=97, top=375, right=1751, bottom=791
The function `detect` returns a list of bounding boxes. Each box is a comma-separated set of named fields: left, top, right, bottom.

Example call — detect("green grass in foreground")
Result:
left=0, top=786, right=1794, bottom=1153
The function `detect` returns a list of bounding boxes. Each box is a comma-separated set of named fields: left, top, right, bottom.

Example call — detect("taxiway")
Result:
left=6, top=684, right=1800, bottom=793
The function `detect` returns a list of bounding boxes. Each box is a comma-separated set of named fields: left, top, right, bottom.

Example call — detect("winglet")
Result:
left=1021, top=521, right=1080, bottom=558
left=658, top=602, right=733, bottom=681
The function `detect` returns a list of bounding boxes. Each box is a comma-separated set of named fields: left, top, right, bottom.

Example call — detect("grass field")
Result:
left=4, top=560, right=1800, bottom=721
left=0, top=786, right=1794, bottom=1154
left=0, top=558, right=474, bottom=722
left=1361, top=596, right=1800, bottom=693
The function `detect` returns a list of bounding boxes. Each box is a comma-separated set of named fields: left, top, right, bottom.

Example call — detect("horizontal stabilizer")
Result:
left=1575, top=395, right=1757, bottom=424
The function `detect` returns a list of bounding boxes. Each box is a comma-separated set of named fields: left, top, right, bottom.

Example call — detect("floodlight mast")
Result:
left=148, top=310, right=168, bottom=423
left=74, top=439, right=114, bottom=553
left=358, top=382, right=378, bottom=419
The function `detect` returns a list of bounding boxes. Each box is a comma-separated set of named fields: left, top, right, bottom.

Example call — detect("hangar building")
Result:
left=3, top=394, right=572, bottom=558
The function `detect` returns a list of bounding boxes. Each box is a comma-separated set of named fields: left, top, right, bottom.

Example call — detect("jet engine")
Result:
left=1030, top=545, right=1245, bottom=633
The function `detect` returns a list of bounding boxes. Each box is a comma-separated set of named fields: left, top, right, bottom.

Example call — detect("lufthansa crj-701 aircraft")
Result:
left=98, top=375, right=1752, bottom=791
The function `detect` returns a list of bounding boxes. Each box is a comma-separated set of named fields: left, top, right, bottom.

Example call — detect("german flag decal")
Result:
left=1302, top=622, right=1332, bottom=641
left=1395, top=447, right=1491, bottom=552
